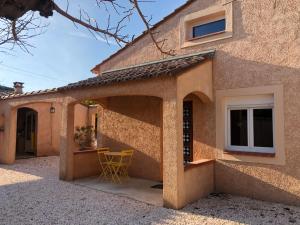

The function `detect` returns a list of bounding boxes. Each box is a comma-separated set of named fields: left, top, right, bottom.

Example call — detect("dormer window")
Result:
left=192, top=18, right=226, bottom=39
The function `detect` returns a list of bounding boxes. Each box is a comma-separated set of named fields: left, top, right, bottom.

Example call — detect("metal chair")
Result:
left=109, top=150, right=134, bottom=183
left=119, top=150, right=134, bottom=179
left=97, top=147, right=111, bottom=180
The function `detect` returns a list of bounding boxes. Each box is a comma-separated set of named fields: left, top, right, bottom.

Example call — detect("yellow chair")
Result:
left=109, top=150, right=134, bottom=183
left=120, top=150, right=134, bottom=179
left=97, top=148, right=111, bottom=180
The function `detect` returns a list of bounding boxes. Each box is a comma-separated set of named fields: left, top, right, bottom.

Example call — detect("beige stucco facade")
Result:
left=55, top=60, right=214, bottom=209
left=0, top=93, right=64, bottom=163
left=0, top=0, right=299, bottom=210
left=91, top=0, right=300, bottom=207
left=0, top=93, right=90, bottom=164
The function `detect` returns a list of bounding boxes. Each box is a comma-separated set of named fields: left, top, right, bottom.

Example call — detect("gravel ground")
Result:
left=0, top=156, right=299, bottom=225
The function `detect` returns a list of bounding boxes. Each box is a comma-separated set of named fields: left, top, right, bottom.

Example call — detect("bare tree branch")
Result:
left=129, top=0, right=175, bottom=56
left=0, top=0, right=174, bottom=55
left=52, top=2, right=129, bottom=45
left=0, top=12, right=48, bottom=53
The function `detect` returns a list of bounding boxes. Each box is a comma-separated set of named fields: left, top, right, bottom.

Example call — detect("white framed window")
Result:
left=225, top=95, right=275, bottom=154
left=180, top=2, right=233, bottom=48
left=192, top=18, right=226, bottom=39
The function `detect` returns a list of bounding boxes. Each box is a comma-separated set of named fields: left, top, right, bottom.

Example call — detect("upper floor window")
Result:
left=192, top=19, right=226, bottom=39
left=180, top=3, right=233, bottom=48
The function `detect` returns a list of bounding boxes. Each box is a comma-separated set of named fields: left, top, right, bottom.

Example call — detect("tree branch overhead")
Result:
left=0, top=0, right=174, bottom=55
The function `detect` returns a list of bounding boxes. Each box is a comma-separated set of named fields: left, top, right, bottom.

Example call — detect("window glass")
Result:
left=254, top=109, right=273, bottom=147
left=230, top=109, right=248, bottom=146
left=193, top=19, right=225, bottom=38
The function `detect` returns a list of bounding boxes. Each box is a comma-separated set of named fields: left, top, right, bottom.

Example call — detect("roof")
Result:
left=0, top=88, right=58, bottom=100
left=0, top=85, right=14, bottom=97
left=91, top=0, right=195, bottom=73
left=60, top=50, right=215, bottom=91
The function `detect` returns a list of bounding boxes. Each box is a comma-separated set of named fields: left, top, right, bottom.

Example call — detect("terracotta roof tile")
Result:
left=60, top=50, right=215, bottom=91
left=0, top=88, right=58, bottom=100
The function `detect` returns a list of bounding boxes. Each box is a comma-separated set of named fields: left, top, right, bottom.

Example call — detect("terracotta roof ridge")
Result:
left=0, top=88, right=58, bottom=100
left=102, top=49, right=215, bottom=74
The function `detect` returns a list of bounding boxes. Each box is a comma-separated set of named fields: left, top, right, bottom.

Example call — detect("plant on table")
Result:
left=74, top=126, right=95, bottom=150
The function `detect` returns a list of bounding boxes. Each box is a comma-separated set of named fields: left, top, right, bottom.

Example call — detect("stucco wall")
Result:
left=0, top=130, right=4, bottom=153
left=0, top=92, right=67, bottom=163
left=184, top=94, right=215, bottom=160
left=73, top=150, right=99, bottom=179
left=96, top=0, right=300, bottom=205
left=0, top=107, right=4, bottom=152
left=74, top=104, right=89, bottom=129
left=16, top=102, right=62, bottom=157
left=99, top=96, right=163, bottom=181
left=0, top=97, right=91, bottom=162
left=184, top=160, right=215, bottom=205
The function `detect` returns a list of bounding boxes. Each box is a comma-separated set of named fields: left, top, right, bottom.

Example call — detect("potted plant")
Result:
left=74, top=126, right=95, bottom=150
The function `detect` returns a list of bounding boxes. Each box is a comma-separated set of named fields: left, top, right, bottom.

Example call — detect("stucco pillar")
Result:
left=162, top=96, right=185, bottom=209
left=59, top=102, right=75, bottom=181
left=96, top=107, right=101, bottom=147
left=0, top=106, right=17, bottom=164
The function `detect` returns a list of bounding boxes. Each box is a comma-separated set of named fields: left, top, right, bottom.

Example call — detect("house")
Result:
left=0, top=0, right=299, bottom=209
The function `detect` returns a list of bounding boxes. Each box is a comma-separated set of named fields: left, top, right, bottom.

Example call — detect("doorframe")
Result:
left=16, top=107, right=38, bottom=157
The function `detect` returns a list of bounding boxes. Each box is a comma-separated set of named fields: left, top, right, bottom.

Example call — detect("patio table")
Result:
left=104, top=151, right=134, bottom=183
left=104, top=152, right=123, bottom=156
left=104, top=151, right=125, bottom=183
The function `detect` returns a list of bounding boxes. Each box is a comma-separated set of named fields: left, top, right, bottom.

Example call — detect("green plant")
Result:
left=74, top=126, right=95, bottom=150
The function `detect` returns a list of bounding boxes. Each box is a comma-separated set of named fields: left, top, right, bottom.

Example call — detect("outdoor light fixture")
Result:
left=50, top=106, right=55, bottom=114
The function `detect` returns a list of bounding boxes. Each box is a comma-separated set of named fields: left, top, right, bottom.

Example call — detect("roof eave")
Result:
left=90, top=0, right=195, bottom=73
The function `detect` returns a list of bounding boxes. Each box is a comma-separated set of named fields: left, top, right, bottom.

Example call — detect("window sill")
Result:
left=181, top=31, right=232, bottom=49
left=184, top=159, right=215, bottom=171
left=189, top=30, right=226, bottom=41
left=74, top=148, right=97, bottom=155
left=224, top=149, right=275, bottom=157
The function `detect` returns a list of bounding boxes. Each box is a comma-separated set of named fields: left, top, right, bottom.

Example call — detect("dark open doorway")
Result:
left=16, top=107, right=38, bottom=158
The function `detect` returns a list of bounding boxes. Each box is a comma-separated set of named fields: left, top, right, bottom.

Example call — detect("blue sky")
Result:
left=0, top=0, right=186, bottom=92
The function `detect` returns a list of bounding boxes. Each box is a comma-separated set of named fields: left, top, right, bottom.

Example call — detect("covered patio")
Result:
left=74, top=176, right=163, bottom=206
left=58, top=50, right=216, bottom=209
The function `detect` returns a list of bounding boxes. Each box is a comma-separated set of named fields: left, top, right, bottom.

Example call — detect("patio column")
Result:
left=162, top=96, right=185, bottom=209
left=59, top=102, right=75, bottom=181
left=96, top=107, right=102, bottom=147
left=0, top=106, right=17, bottom=164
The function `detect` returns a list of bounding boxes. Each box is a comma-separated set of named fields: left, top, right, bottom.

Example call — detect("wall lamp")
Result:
left=50, top=106, right=55, bottom=114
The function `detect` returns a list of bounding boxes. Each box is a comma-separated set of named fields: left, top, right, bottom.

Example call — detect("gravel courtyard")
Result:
left=0, top=156, right=299, bottom=225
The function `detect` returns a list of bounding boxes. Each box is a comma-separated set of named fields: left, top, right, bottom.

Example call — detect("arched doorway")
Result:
left=16, top=107, right=38, bottom=158
left=182, top=92, right=213, bottom=164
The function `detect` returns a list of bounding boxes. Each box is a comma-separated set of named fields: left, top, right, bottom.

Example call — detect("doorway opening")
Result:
left=16, top=107, right=38, bottom=158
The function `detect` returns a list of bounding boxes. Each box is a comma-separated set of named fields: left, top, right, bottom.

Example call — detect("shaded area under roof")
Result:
left=0, top=85, right=14, bottom=97
left=60, top=50, right=215, bottom=91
